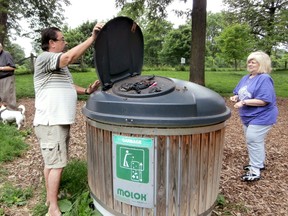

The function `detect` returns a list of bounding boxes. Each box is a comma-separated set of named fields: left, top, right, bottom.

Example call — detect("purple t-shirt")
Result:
left=233, top=73, right=278, bottom=125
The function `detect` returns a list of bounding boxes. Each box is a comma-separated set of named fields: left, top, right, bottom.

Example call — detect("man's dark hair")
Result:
left=41, top=27, right=61, bottom=51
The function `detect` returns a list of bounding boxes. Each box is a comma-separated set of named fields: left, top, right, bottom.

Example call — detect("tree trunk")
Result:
left=30, top=53, right=35, bottom=73
left=189, top=0, right=207, bottom=86
left=0, top=1, right=8, bottom=45
left=234, top=58, right=237, bottom=71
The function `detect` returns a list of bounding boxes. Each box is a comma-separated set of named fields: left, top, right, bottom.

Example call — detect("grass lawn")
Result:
left=16, top=69, right=288, bottom=99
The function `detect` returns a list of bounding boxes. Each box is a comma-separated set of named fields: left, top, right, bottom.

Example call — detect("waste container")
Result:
left=82, top=16, right=231, bottom=216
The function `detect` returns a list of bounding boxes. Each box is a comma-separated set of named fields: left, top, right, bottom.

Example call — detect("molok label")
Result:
left=112, top=135, right=154, bottom=208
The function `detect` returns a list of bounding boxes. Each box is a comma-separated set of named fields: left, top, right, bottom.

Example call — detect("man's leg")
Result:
left=35, top=125, right=70, bottom=216
left=46, top=168, right=63, bottom=216
left=44, top=168, right=50, bottom=206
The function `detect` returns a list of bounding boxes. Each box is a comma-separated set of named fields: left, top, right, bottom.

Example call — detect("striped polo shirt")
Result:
left=33, top=52, right=77, bottom=126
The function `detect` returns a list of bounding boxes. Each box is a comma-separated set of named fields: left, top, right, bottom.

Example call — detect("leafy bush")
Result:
left=60, top=160, right=89, bottom=200
left=32, top=160, right=100, bottom=216
left=0, top=183, right=33, bottom=207
left=0, top=124, right=29, bottom=163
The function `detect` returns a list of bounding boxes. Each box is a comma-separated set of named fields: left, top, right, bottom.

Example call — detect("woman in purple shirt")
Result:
left=230, top=51, right=278, bottom=181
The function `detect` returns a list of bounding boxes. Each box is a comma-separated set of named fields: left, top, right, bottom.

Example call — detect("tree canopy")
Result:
left=0, top=0, right=70, bottom=45
left=160, top=23, right=191, bottom=66
left=223, top=0, right=288, bottom=54
left=216, top=23, right=253, bottom=70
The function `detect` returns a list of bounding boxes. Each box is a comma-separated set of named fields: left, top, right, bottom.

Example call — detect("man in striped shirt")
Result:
left=33, top=23, right=103, bottom=216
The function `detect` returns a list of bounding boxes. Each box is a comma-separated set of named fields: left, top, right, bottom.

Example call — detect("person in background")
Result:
left=230, top=51, right=278, bottom=182
left=33, top=23, right=103, bottom=216
left=0, top=42, right=17, bottom=107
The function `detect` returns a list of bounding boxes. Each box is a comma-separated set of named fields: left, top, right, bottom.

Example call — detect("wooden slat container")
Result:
left=86, top=119, right=226, bottom=216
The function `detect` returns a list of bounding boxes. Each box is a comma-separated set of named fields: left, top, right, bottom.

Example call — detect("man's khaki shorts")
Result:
left=35, top=125, right=70, bottom=169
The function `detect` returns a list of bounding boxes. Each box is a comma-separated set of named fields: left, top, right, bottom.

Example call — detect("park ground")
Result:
left=1, top=97, right=288, bottom=215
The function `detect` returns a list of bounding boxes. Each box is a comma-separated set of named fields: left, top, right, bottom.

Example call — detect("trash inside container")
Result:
left=82, top=16, right=231, bottom=216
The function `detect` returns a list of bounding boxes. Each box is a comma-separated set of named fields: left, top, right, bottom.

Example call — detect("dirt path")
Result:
left=1, top=97, right=288, bottom=215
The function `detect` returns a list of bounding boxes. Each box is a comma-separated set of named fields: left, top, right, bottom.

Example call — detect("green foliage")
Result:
left=32, top=160, right=100, bottom=216
left=64, top=20, right=98, bottom=68
left=65, top=191, right=101, bottom=216
left=159, top=24, right=191, bottom=66
left=142, top=70, right=189, bottom=80
left=143, top=19, right=173, bottom=66
left=142, top=65, right=176, bottom=72
left=5, top=43, right=26, bottom=65
left=59, top=199, right=73, bottom=213
left=272, top=49, right=288, bottom=69
left=15, top=74, right=35, bottom=98
left=216, top=24, right=254, bottom=70
left=0, top=167, right=8, bottom=184
left=31, top=187, right=49, bottom=216
left=0, top=183, right=33, bottom=207
left=116, top=0, right=174, bottom=20
left=223, top=0, right=288, bottom=54
left=60, top=160, right=89, bottom=200
left=269, top=70, right=288, bottom=97
left=216, top=194, right=226, bottom=206
left=206, top=12, right=225, bottom=64
left=214, top=194, right=249, bottom=215
left=0, top=124, right=29, bottom=163
left=0, top=0, right=71, bottom=46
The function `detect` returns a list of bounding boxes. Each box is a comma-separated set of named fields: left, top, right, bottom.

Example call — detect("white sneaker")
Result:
left=241, top=170, right=261, bottom=181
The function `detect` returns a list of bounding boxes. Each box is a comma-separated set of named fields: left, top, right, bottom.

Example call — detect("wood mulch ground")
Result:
left=1, top=97, right=288, bottom=216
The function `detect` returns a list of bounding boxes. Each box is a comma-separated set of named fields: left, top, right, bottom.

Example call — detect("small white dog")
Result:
left=0, top=104, right=26, bottom=130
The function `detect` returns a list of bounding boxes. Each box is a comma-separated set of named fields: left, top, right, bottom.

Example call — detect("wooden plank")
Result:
left=143, top=207, right=154, bottom=216
left=179, top=135, right=191, bottom=216
left=97, top=128, right=106, bottom=202
left=167, top=135, right=178, bottom=216
left=155, top=135, right=167, bottom=216
left=189, top=134, right=201, bottom=215
left=212, top=129, right=221, bottom=202
left=122, top=204, right=132, bottom=215
left=132, top=206, right=143, bottom=216
left=94, top=127, right=101, bottom=198
left=206, top=131, right=216, bottom=210
left=215, top=129, right=225, bottom=199
left=198, top=133, right=209, bottom=214
left=86, top=124, right=95, bottom=194
left=113, top=194, right=122, bottom=212
left=103, top=130, right=114, bottom=208
left=88, top=125, right=100, bottom=198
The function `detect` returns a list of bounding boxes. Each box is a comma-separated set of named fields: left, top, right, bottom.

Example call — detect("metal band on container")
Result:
left=86, top=118, right=226, bottom=136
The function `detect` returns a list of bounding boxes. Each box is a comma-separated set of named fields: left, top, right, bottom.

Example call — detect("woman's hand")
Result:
left=234, top=101, right=244, bottom=109
left=230, top=95, right=239, bottom=102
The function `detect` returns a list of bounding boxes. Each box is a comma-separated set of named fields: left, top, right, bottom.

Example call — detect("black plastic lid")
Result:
left=83, top=78, right=231, bottom=127
left=83, top=16, right=231, bottom=127
left=94, top=17, right=144, bottom=90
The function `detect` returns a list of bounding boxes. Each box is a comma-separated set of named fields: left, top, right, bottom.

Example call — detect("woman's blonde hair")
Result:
left=247, top=51, right=272, bottom=73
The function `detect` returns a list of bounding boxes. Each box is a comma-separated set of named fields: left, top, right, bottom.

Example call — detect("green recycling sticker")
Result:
left=112, top=134, right=154, bottom=208
left=114, top=135, right=152, bottom=183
